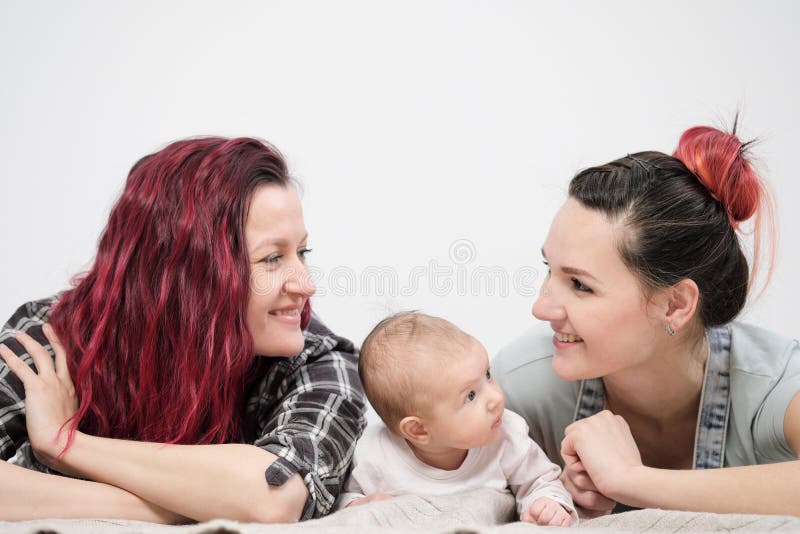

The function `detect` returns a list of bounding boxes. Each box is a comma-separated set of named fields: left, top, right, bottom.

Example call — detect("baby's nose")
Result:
left=487, top=386, right=504, bottom=411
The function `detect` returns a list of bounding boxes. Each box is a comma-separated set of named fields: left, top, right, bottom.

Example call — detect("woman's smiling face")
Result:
left=245, top=184, right=316, bottom=357
left=532, top=198, right=664, bottom=381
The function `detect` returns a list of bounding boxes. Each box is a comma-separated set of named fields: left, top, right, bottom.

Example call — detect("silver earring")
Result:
left=665, top=324, right=676, bottom=336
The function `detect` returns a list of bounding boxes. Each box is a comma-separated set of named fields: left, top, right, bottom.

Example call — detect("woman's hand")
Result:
left=561, top=410, right=644, bottom=502
left=0, top=324, right=78, bottom=470
left=559, top=459, right=616, bottom=518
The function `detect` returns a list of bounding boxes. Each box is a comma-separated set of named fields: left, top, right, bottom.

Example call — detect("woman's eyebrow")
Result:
left=249, top=233, right=309, bottom=255
left=561, top=266, right=600, bottom=283
left=542, top=247, right=601, bottom=284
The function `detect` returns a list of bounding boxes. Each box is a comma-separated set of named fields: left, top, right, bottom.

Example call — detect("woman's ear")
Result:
left=398, top=416, right=431, bottom=445
left=664, top=278, right=700, bottom=333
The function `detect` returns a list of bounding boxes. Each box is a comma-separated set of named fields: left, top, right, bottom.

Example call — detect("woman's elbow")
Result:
left=246, top=475, right=309, bottom=524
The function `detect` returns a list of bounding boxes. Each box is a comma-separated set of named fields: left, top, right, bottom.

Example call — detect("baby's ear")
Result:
left=398, top=416, right=431, bottom=445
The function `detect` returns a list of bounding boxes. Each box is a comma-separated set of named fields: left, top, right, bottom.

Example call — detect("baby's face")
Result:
left=420, top=339, right=505, bottom=450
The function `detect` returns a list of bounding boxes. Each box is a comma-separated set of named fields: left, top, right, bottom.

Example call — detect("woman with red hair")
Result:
left=495, top=124, right=799, bottom=517
left=0, top=137, right=366, bottom=523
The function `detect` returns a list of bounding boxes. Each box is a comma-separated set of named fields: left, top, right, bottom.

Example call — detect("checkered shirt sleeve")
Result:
left=246, top=315, right=367, bottom=519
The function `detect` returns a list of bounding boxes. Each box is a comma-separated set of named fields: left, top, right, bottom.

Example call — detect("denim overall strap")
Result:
left=692, top=325, right=732, bottom=469
left=573, top=377, right=605, bottom=422
left=572, top=325, right=732, bottom=470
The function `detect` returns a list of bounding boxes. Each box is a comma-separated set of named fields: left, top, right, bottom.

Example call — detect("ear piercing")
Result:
left=665, top=324, right=676, bottom=336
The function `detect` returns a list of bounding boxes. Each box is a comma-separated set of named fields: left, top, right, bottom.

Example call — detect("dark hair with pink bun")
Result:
left=673, top=126, right=761, bottom=226
left=568, top=123, right=775, bottom=327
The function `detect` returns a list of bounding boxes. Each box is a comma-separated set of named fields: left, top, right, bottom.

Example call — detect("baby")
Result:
left=339, top=312, right=576, bottom=526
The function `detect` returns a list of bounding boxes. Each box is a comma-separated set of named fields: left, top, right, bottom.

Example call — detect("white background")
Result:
left=1, top=1, right=797, bottom=357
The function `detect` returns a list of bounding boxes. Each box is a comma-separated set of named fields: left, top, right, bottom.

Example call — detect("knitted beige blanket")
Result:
left=2, top=489, right=797, bottom=533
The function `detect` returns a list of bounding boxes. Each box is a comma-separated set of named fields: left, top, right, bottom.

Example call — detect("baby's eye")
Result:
left=464, top=390, right=476, bottom=403
left=485, top=368, right=492, bottom=381
left=571, top=277, right=592, bottom=293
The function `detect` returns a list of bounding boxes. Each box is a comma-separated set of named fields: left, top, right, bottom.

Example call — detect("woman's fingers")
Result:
left=0, top=326, right=72, bottom=388
left=576, top=487, right=616, bottom=512
left=14, top=331, right=55, bottom=378
left=560, top=411, right=644, bottom=499
left=0, top=343, right=37, bottom=384
left=567, top=462, right=599, bottom=492
left=42, top=324, right=71, bottom=383
left=561, top=460, right=616, bottom=514
left=561, top=433, right=580, bottom=468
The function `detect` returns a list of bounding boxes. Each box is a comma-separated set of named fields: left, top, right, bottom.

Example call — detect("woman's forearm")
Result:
left=0, top=460, right=185, bottom=522
left=54, top=432, right=308, bottom=523
left=612, top=461, right=800, bottom=516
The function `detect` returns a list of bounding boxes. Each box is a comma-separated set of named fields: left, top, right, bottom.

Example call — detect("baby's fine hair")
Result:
left=359, top=312, right=473, bottom=432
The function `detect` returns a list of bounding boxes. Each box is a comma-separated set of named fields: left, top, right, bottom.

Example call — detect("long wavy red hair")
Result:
left=51, top=137, right=310, bottom=447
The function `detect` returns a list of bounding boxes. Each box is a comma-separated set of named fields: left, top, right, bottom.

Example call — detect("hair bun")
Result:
left=673, top=125, right=761, bottom=224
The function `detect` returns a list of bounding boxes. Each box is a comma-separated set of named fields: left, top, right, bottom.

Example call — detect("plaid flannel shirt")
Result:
left=0, top=296, right=366, bottom=519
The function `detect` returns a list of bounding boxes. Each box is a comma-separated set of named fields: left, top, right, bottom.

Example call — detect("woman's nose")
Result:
left=284, top=261, right=316, bottom=297
left=532, top=281, right=565, bottom=321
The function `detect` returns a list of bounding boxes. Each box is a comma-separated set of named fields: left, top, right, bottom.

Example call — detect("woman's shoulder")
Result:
left=2, top=295, right=59, bottom=331
left=301, top=314, right=357, bottom=362
left=728, top=321, right=798, bottom=378
left=1, top=295, right=61, bottom=349
left=725, top=322, right=799, bottom=465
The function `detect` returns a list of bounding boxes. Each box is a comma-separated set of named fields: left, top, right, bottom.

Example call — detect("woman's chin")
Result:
left=254, top=335, right=306, bottom=357
left=551, top=357, right=584, bottom=382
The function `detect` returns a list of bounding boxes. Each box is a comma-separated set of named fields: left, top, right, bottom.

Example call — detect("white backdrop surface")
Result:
left=1, top=1, right=797, bottom=357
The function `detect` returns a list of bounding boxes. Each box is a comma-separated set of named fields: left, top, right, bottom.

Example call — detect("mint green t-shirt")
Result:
left=493, top=322, right=799, bottom=468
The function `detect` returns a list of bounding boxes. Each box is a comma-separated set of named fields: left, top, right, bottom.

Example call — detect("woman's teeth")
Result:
left=555, top=332, right=583, bottom=342
left=272, top=309, right=299, bottom=316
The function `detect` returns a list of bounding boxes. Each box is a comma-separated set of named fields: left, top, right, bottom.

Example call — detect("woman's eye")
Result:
left=263, top=254, right=282, bottom=265
left=571, top=277, right=592, bottom=292
left=299, top=247, right=312, bottom=260
left=542, top=260, right=551, bottom=275
left=465, top=390, right=476, bottom=403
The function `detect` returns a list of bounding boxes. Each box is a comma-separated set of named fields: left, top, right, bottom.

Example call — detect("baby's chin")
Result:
left=469, top=427, right=503, bottom=449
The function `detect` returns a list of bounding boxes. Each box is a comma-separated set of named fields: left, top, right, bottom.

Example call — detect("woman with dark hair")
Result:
left=0, top=137, right=366, bottom=523
left=494, top=125, right=799, bottom=517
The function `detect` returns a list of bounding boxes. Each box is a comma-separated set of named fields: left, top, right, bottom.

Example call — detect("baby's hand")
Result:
left=521, top=496, right=573, bottom=527
left=346, top=493, right=393, bottom=507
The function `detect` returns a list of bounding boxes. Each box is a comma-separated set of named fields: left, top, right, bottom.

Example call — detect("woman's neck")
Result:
left=603, top=333, right=708, bottom=430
